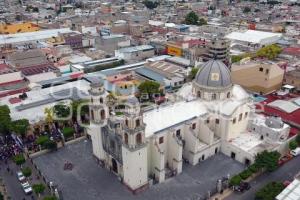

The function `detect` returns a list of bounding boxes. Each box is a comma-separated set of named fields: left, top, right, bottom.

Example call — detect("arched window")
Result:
left=100, top=97, right=103, bottom=104
left=136, top=119, right=140, bottom=127
left=91, top=110, right=94, bottom=121
left=227, top=92, right=231, bottom=98
left=124, top=133, right=128, bottom=145
left=91, top=98, right=93, bottom=103
left=100, top=109, right=105, bottom=120
left=136, top=133, right=142, bottom=145
left=212, top=93, right=217, bottom=100
left=197, top=91, right=201, bottom=98
left=125, top=119, right=128, bottom=126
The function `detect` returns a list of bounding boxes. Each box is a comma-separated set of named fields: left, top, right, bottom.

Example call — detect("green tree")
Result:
left=53, top=103, right=71, bottom=118
left=229, top=175, right=242, bottom=186
left=184, top=11, right=199, bottom=25
left=189, top=67, right=200, bottom=80
left=138, top=81, right=160, bottom=101
left=256, top=44, right=282, bottom=60
left=43, top=196, right=57, bottom=200
left=22, top=167, right=32, bottom=177
left=243, top=6, right=251, bottom=13
left=32, top=184, right=45, bottom=197
left=10, top=119, right=29, bottom=137
left=62, top=127, right=74, bottom=139
left=143, top=0, right=159, bottom=9
left=13, top=154, right=25, bottom=166
left=36, top=135, right=50, bottom=146
left=248, top=163, right=259, bottom=173
left=255, top=151, right=281, bottom=172
left=0, top=192, right=3, bottom=200
left=255, top=181, right=284, bottom=200
left=239, top=169, right=252, bottom=180
left=198, top=18, right=207, bottom=26
left=289, top=140, right=298, bottom=150
left=44, top=107, right=54, bottom=125
left=44, top=140, right=57, bottom=151
left=0, top=105, right=12, bottom=135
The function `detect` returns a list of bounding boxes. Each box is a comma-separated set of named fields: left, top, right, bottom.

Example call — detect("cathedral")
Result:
left=87, top=58, right=290, bottom=192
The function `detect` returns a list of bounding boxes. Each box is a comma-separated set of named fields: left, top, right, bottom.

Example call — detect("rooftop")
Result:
left=0, top=28, right=76, bottom=45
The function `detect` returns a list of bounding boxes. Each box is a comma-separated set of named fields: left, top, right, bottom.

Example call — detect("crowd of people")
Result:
left=0, top=134, right=23, bottom=161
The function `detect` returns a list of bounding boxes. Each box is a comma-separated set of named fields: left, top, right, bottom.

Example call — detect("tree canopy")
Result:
left=255, top=150, right=281, bottom=172
left=189, top=67, right=200, bottom=80
left=32, top=183, right=45, bottom=195
left=22, top=167, right=32, bottom=177
left=0, top=105, right=12, bottom=135
left=256, top=44, right=282, bottom=59
left=184, top=11, right=207, bottom=26
left=138, top=81, right=160, bottom=101
left=13, top=154, right=25, bottom=166
left=43, top=196, right=58, bottom=200
left=289, top=140, right=298, bottom=150
left=53, top=103, right=71, bottom=119
left=143, top=0, right=159, bottom=9
left=255, top=182, right=284, bottom=200
left=10, top=119, right=29, bottom=137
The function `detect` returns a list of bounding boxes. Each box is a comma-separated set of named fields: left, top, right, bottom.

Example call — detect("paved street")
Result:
left=0, top=160, right=31, bottom=200
left=224, top=155, right=300, bottom=200
left=33, top=140, right=244, bottom=200
left=0, top=158, right=51, bottom=200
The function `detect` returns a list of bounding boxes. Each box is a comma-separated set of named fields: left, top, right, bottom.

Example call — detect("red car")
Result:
left=278, top=154, right=293, bottom=166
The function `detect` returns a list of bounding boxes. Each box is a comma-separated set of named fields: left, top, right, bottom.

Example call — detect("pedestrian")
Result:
left=6, top=167, right=10, bottom=172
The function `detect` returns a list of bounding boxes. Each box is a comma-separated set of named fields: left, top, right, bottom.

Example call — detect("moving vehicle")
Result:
left=290, top=147, right=300, bottom=157
left=17, top=171, right=25, bottom=182
left=21, top=182, right=32, bottom=195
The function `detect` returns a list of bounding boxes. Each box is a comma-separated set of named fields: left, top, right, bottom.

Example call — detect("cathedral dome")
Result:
left=194, top=59, right=232, bottom=89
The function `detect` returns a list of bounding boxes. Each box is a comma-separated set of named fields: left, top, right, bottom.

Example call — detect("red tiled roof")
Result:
left=20, top=64, right=58, bottom=76
left=256, top=93, right=300, bottom=135
left=282, top=47, right=300, bottom=56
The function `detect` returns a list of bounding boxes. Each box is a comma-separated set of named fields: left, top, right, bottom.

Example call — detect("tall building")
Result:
left=203, top=38, right=230, bottom=66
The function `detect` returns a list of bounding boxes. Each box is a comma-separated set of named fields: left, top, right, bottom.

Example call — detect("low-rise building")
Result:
left=231, top=61, right=284, bottom=94
left=115, top=45, right=155, bottom=62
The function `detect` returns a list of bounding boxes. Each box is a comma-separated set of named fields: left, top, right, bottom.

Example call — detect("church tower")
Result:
left=88, top=81, right=109, bottom=161
left=121, top=97, right=148, bottom=191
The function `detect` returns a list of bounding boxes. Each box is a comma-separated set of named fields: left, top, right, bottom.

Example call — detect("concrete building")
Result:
left=88, top=58, right=291, bottom=192
left=115, top=45, right=155, bottom=62
left=202, top=38, right=230, bottom=66
left=284, top=68, right=300, bottom=92
left=231, top=62, right=285, bottom=94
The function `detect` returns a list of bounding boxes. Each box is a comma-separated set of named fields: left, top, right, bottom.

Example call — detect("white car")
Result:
left=17, top=171, right=25, bottom=182
left=21, top=182, right=32, bottom=195
left=291, top=147, right=300, bottom=157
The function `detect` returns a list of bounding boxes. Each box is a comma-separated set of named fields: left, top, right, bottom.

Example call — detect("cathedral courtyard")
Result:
left=33, top=140, right=244, bottom=200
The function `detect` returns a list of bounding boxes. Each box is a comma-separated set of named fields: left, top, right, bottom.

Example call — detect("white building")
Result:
left=115, top=45, right=155, bottom=62
left=225, top=30, right=282, bottom=49
left=88, top=59, right=290, bottom=192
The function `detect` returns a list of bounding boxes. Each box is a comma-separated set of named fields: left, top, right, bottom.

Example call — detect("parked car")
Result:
left=278, top=154, right=293, bottom=166
left=234, top=181, right=251, bottom=193
left=290, top=147, right=300, bottom=157
left=21, top=182, right=32, bottom=195
left=17, top=171, right=25, bottom=182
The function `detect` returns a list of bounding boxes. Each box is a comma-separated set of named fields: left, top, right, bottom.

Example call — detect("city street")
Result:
left=0, top=159, right=51, bottom=200
left=224, top=155, right=300, bottom=200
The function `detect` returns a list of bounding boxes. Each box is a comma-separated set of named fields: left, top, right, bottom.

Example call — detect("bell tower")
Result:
left=88, top=80, right=109, bottom=161
left=121, top=97, right=148, bottom=191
